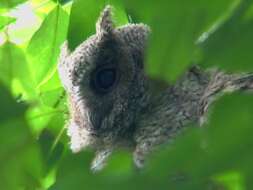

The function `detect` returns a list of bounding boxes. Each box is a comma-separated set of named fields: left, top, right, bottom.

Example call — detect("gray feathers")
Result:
left=58, top=5, right=150, bottom=157
left=58, top=6, right=253, bottom=170
left=96, top=5, right=114, bottom=35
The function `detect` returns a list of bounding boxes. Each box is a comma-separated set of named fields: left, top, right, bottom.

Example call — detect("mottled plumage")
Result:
left=58, top=6, right=253, bottom=170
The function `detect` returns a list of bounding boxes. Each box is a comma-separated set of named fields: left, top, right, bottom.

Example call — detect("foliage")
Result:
left=0, top=0, right=253, bottom=189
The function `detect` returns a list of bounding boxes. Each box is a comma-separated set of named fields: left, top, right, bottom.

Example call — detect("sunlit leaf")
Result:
left=0, top=15, right=16, bottom=30
left=214, top=172, right=245, bottom=190
left=40, top=87, right=65, bottom=107
left=26, top=104, right=63, bottom=134
left=38, top=70, right=66, bottom=109
left=6, top=2, right=43, bottom=45
left=0, top=42, right=35, bottom=97
left=27, top=5, right=69, bottom=86
left=0, top=0, right=26, bottom=9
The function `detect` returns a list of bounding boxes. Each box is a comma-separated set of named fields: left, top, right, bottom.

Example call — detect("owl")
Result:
left=58, top=5, right=253, bottom=171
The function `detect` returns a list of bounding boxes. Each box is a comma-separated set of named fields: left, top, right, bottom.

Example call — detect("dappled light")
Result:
left=1, top=0, right=253, bottom=190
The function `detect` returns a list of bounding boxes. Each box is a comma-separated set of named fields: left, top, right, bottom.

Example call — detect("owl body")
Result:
left=58, top=6, right=253, bottom=170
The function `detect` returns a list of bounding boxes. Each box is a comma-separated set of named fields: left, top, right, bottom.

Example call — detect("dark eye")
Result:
left=91, top=67, right=118, bottom=94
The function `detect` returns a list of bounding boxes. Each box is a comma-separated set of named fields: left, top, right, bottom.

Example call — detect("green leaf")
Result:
left=214, top=172, right=245, bottom=190
left=26, top=104, right=63, bottom=135
left=27, top=5, right=69, bottom=86
left=1, top=2, right=253, bottom=190
left=38, top=70, right=66, bottom=109
left=67, top=0, right=128, bottom=51
left=67, top=0, right=102, bottom=51
left=0, top=84, right=43, bottom=190
left=0, top=42, right=35, bottom=97
left=199, top=0, right=253, bottom=72
left=143, top=93, right=253, bottom=189
left=38, top=129, right=65, bottom=174
left=0, top=15, right=16, bottom=30
left=0, top=83, right=26, bottom=122
left=40, top=87, right=65, bottom=108
left=49, top=151, right=95, bottom=190
left=107, top=0, right=128, bottom=26
left=124, top=0, right=242, bottom=82
left=0, top=0, right=26, bottom=9
left=100, top=151, right=134, bottom=177
left=52, top=0, right=72, bottom=5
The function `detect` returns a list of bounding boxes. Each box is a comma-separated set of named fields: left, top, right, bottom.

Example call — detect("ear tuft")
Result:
left=96, top=5, right=114, bottom=35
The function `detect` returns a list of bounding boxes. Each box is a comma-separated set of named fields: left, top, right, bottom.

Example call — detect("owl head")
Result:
left=58, top=6, right=150, bottom=153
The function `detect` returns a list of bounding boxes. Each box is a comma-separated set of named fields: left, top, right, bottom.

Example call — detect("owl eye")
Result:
left=91, top=66, right=118, bottom=94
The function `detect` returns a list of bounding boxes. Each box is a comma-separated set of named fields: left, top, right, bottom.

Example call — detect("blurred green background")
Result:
left=0, top=0, right=253, bottom=189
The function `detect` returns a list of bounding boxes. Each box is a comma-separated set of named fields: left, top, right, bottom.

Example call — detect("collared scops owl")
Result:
left=58, top=5, right=253, bottom=171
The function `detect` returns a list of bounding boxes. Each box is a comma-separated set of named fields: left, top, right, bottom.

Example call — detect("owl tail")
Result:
left=201, top=71, right=253, bottom=100
left=226, top=73, right=253, bottom=92
left=199, top=71, right=253, bottom=124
